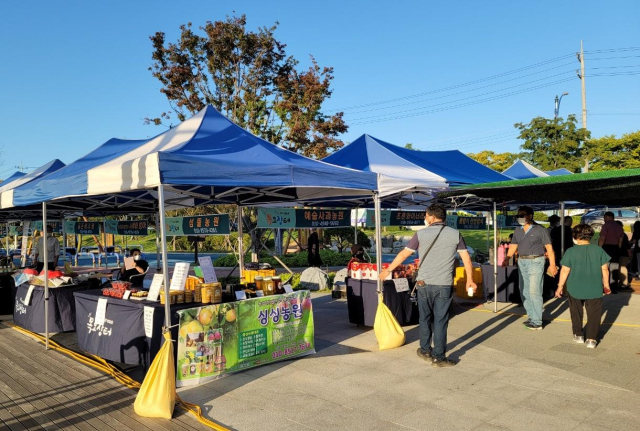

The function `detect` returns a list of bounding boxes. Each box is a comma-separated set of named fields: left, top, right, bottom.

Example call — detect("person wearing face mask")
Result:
left=380, top=204, right=476, bottom=367
left=119, top=248, right=149, bottom=283
left=503, top=206, right=557, bottom=330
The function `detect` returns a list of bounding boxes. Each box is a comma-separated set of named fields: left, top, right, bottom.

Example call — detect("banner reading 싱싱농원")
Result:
left=175, top=290, right=315, bottom=387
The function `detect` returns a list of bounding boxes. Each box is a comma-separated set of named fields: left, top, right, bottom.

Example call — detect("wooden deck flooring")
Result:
left=0, top=320, right=212, bottom=431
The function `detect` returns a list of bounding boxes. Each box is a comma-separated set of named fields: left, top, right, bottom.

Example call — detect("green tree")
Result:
left=467, top=150, right=520, bottom=172
left=514, top=115, right=590, bottom=172
left=404, top=143, right=419, bottom=150
left=584, top=131, right=640, bottom=171
left=147, top=15, right=346, bottom=159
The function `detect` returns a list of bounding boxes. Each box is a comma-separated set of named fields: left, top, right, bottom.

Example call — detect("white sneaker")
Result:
left=573, top=335, right=585, bottom=344
left=586, top=339, right=597, bottom=349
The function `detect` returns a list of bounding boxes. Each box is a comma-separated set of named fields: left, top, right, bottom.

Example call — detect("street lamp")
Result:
left=554, top=92, right=569, bottom=119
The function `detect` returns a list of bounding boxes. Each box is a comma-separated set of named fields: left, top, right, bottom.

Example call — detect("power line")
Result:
left=350, top=77, right=575, bottom=124
left=342, top=67, right=576, bottom=116
left=327, top=53, right=576, bottom=112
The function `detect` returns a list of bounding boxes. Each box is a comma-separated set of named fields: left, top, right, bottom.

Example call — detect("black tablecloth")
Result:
left=74, top=289, right=195, bottom=366
left=12, top=280, right=96, bottom=333
left=482, top=264, right=556, bottom=303
left=0, top=273, right=16, bottom=315
left=346, top=277, right=418, bottom=327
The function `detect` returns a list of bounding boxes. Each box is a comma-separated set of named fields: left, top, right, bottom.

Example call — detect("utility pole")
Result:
left=577, top=40, right=589, bottom=172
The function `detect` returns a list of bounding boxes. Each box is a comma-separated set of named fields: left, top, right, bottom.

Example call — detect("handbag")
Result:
left=410, top=226, right=445, bottom=302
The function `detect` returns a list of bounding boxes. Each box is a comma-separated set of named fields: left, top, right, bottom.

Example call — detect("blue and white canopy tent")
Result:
left=5, top=105, right=378, bottom=347
left=0, top=159, right=66, bottom=211
left=0, top=171, right=27, bottom=186
left=502, top=159, right=574, bottom=180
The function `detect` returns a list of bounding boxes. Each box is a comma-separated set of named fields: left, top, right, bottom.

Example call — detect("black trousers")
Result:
left=568, top=293, right=602, bottom=340
left=35, top=262, right=56, bottom=273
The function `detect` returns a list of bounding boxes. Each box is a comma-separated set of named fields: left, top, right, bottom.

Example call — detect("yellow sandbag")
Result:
left=373, top=293, right=405, bottom=350
left=134, top=332, right=176, bottom=419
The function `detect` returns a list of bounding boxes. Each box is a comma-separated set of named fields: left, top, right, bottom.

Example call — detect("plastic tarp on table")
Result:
left=11, top=106, right=377, bottom=208
left=322, top=134, right=509, bottom=198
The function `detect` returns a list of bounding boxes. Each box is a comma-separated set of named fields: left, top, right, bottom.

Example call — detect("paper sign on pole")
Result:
left=170, top=262, right=190, bottom=291
left=393, top=278, right=410, bottom=293
left=24, top=285, right=35, bottom=305
left=198, top=256, right=217, bottom=283
left=95, top=298, right=108, bottom=326
left=147, top=274, right=164, bottom=302
left=20, top=221, right=30, bottom=267
left=143, top=306, right=154, bottom=338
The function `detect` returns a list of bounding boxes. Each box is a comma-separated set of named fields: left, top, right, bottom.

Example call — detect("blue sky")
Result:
left=1, top=0, right=638, bottom=178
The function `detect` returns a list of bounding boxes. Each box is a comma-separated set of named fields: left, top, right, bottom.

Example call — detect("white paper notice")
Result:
left=24, top=285, right=35, bottom=305
left=123, top=290, right=131, bottom=300
left=147, top=274, right=164, bottom=302
left=198, top=256, right=217, bottom=283
left=393, top=278, right=410, bottom=293
left=170, top=262, right=190, bottom=291
left=283, top=284, right=294, bottom=294
left=143, top=306, right=154, bottom=338
left=95, top=298, right=108, bottom=326
left=124, top=256, right=135, bottom=271
left=235, top=290, right=247, bottom=300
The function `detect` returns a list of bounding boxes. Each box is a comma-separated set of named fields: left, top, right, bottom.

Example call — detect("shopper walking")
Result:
left=380, top=203, right=476, bottom=367
left=555, top=224, right=611, bottom=348
left=615, top=221, right=632, bottom=290
left=631, top=221, right=640, bottom=275
left=33, top=230, right=60, bottom=273
left=503, top=206, right=557, bottom=330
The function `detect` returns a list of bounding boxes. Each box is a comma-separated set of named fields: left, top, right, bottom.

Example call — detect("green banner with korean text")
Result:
left=64, top=221, right=101, bottom=235
left=176, top=290, right=315, bottom=387
left=104, top=220, right=149, bottom=236
left=165, top=214, right=230, bottom=236
left=31, top=221, right=63, bottom=233
left=257, top=208, right=351, bottom=228
left=364, top=210, right=426, bottom=227
left=446, top=215, right=487, bottom=230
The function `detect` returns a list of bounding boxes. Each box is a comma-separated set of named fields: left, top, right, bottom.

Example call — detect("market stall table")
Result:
left=12, top=280, right=98, bottom=333
left=346, top=277, right=417, bottom=327
left=73, top=289, right=194, bottom=366
left=481, top=264, right=556, bottom=303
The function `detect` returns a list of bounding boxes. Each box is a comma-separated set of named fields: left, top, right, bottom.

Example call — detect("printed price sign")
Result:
left=170, top=262, right=190, bottom=291
left=95, top=298, right=108, bottom=326
left=143, top=306, right=154, bottom=338
left=393, top=278, right=410, bottom=293
left=147, top=274, right=164, bottom=301
left=198, top=256, right=217, bottom=283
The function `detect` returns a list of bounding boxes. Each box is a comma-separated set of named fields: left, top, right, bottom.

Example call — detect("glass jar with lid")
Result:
left=254, top=276, right=264, bottom=292
left=264, top=277, right=274, bottom=296
left=272, top=275, right=283, bottom=294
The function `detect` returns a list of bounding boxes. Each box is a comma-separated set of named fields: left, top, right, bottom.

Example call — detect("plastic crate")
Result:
left=454, top=267, right=484, bottom=299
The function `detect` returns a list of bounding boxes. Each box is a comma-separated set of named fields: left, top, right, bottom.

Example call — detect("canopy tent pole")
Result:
left=157, top=186, right=171, bottom=328
left=42, top=202, right=50, bottom=350
left=238, top=206, right=244, bottom=280
left=493, top=201, right=498, bottom=313
left=154, top=208, right=161, bottom=272
left=6, top=223, right=10, bottom=265
left=62, top=218, right=67, bottom=253
left=354, top=207, right=359, bottom=247
left=486, top=213, right=490, bottom=253
left=103, top=218, right=108, bottom=270
left=373, top=193, right=383, bottom=293
left=560, top=201, right=566, bottom=258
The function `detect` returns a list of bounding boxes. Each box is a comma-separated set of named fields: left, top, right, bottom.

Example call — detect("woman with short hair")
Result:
left=555, top=224, right=611, bottom=348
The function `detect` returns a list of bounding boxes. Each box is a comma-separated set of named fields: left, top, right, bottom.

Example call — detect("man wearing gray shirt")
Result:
left=503, top=206, right=557, bottom=330
left=380, top=204, right=476, bottom=367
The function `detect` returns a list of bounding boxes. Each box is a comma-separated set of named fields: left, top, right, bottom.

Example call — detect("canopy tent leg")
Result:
left=374, top=193, right=383, bottom=293
left=560, top=201, right=566, bottom=258
left=238, top=206, right=244, bottom=280
left=354, top=207, right=359, bottom=247
left=43, top=202, right=50, bottom=350
left=155, top=210, right=161, bottom=272
left=62, top=218, right=67, bottom=254
left=6, top=224, right=9, bottom=265
left=157, top=186, right=171, bottom=328
left=493, top=201, right=498, bottom=313
left=103, top=218, right=108, bottom=270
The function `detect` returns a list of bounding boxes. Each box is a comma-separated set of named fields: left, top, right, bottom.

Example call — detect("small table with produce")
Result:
left=346, top=277, right=418, bottom=327
left=12, top=280, right=98, bottom=333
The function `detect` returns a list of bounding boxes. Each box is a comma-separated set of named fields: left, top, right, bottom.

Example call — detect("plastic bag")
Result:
left=373, top=293, right=405, bottom=350
left=134, top=332, right=176, bottom=419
